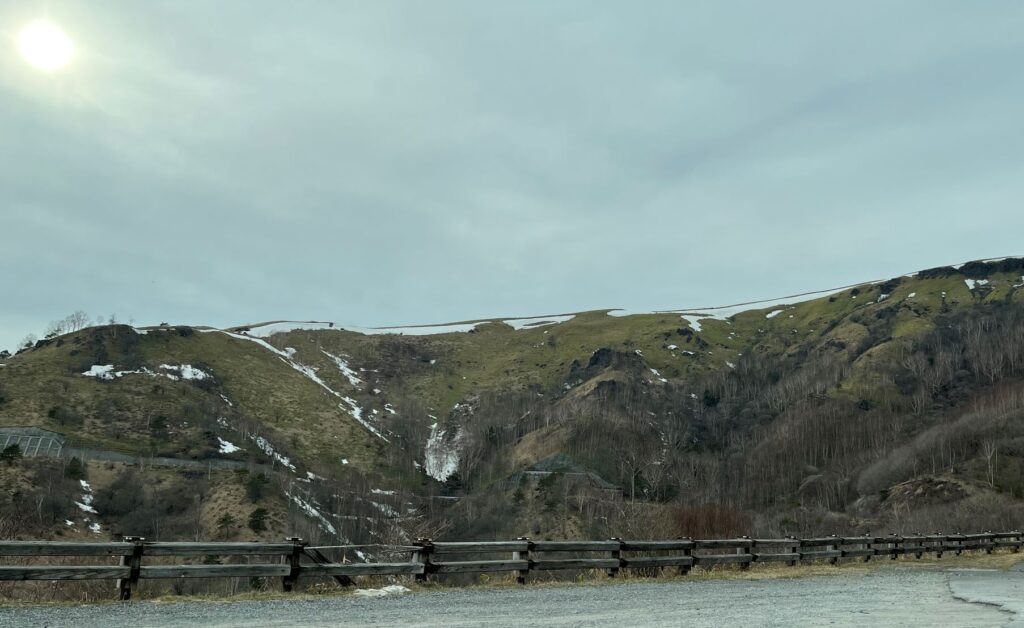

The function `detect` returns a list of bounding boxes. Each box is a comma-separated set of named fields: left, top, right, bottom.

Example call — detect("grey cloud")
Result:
left=2, top=1, right=1024, bottom=350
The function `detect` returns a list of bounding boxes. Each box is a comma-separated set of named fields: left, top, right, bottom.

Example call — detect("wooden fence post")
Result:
left=282, top=537, right=304, bottom=593
left=1014, top=530, right=1022, bottom=554
left=117, top=536, right=144, bottom=601
left=889, top=533, right=898, bottom=561
left=985, top=531, right=994, bottom=555
left=413, top=538, right=433, bottom=583
left=934, top=532, right=943, bottom=559
left=788, top=536, right=798, bottom=567
left=954, top=531, right=963, bottom=557
left=679, top=537, right=692, bottom=576
left=513, top=537, right=530, bottom=585
left=739, top=536, right=751, bottom=570
left=607, top=538, right=622, bottom=578
left=828, top=534, right=838, bottom=566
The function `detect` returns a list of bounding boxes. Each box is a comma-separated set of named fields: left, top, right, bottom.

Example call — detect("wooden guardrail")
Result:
left=0, top=531, right=1020, bottom=599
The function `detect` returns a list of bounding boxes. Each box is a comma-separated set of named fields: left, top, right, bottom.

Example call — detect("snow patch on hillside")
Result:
left=287, top=491, right=337, bottom=535
left=82, top=364, right=117, bottom=379
left=158, top=364, right=211, bottom=381
left=680, top=315, right=705, bottom=332
left=241, top=321, right=337, bottom=337
left=424, top=423, right=460, bottom=482
left=217, top=437, right=241, bottom=454
left=251, top=435, right=296, bottom=471
left=368, top=323, right=481, bottom=335
left=766, top=309, right=785, bottom=319
left=74, top=481, right=97, bottom=514
left=322, top=350, right=363, bottom=387
left=341, top=396, right=363, bottom=420
left=368, top=500, right=400, bottom=518
left=502, top=315, right=575, bottom=330
left=74, top=480, right=101, bottom=534
left=965, top=279, right=990, bottom=290
left=81, top=364, right=211, bottom=382
left=239, top=320, right=480, bottom=338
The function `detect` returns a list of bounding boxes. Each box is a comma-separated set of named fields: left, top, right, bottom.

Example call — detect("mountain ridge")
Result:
left=120, top=254, right=1023, bottom=339
left=2, top=254, right=1024, bottom=555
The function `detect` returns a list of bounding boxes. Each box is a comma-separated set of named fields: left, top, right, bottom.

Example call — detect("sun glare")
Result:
left=17, top=21, right=75, bottom=71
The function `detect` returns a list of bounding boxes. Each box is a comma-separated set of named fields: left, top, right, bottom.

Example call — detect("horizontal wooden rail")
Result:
left=0, top=542, right=134, bottom=556
left=142, top=542, right=296, bottom=556
left=140, top=565, right=290, bottom=579
left=0, top=530, right=1019, bottom=599
left=303, top=563, right=425, bottom=577
left=430, top=541, right=529, bottom=553
left=530, top=541, right=621, bottom=552
left=620, top=540, right=695, bottom=551
left=0, top=566, right=131, bottom=581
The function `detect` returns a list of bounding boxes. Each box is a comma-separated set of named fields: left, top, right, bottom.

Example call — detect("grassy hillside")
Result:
left=2, top=256, right=1024, bottom=546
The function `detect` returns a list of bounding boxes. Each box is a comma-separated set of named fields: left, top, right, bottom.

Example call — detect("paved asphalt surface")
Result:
left=2, top=565, right=1022, bottom=627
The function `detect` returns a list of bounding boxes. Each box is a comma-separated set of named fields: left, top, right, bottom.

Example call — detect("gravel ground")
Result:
left=2, top=565, right=1022, bottom=627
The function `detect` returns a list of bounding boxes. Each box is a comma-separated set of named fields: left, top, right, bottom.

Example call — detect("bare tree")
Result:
left=68, top=310, right=90, bottom=332
left=982, top=441, right=998, bottom=487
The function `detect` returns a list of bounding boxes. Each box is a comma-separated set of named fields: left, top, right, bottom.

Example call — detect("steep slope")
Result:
left=2, top=256, right=1024, bottom=543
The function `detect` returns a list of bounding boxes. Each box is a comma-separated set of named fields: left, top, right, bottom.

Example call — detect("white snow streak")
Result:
left=424, top=423, right=460, bottom=482
left=217, top=331, right=387, bottom=441
left=82, top=364, right=211, bottom=382
left=217, top=437, right=241, bottom=454
left=287, top=492, right=337, bottom=535
left=321, top=350, right=363, bottom=387
left=74, top=480, right=100, bottom=533
left=252, top=435, right=297, bottom=471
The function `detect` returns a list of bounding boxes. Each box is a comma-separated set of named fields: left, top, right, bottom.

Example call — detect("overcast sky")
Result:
left=2, top=1, right=1024, bottom=352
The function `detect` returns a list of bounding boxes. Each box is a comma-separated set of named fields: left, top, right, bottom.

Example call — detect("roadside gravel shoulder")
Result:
left=1, top=556, right=1021, bottom=628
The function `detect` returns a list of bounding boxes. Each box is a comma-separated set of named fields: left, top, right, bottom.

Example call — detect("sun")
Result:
left=17, top=21, right=75, bottom=71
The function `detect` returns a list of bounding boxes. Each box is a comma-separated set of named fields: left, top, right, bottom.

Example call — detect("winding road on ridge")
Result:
left=2, top=564, right=1022, bottom=627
